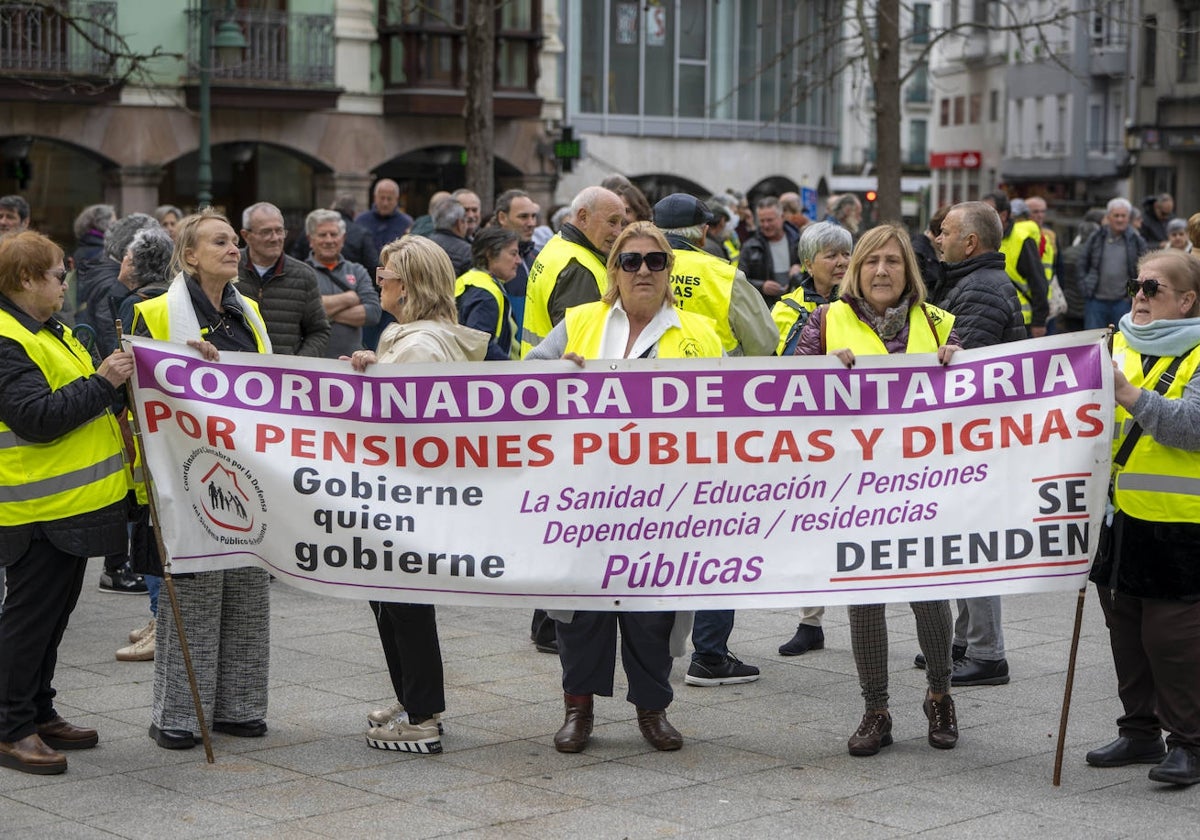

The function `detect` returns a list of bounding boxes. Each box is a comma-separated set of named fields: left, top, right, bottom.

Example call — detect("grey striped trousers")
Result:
left=152, top=567, right=270, bottom=733
left=848, top=600, right=953, bottom=711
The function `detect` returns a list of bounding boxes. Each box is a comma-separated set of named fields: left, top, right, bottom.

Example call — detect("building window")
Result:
left=968, top=92, right=981, bottom=124
left=905, top=61, right=929, bottom=103
left=379, top=1, right=540, bottom=93
left=940, top=97, right=950, bottom=126
left=1142, top=16, right=1156, bottom=86
left=574, top=0, right=837, bottom=134
left=907, top=119, right=927, bottom=165
left=953, top=95, right=964, bottom=125
left=989, top=89, right=998, bottom=122
left=1181, top=11, right=1200, bottom=83
left=911, top=3, right=930, bottom=45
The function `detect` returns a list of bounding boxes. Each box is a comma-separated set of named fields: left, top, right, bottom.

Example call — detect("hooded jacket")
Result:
left=375, top=319, right=489, bottom=364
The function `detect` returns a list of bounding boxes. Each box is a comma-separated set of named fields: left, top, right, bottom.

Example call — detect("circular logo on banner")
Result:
left=181, top=447, right=268, bottom=546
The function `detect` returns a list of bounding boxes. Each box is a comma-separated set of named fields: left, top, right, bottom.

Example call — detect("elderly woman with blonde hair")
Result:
left=350, top=236, right=489, bottom=755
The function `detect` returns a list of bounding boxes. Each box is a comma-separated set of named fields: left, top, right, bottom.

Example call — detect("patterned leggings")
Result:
left=848, top=600, right=953, bottom=711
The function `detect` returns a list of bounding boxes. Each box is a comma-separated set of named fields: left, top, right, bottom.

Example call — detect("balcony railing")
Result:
left=0, top=1, right=119, bottom=77
left=186, top=6, right=335, bottom=87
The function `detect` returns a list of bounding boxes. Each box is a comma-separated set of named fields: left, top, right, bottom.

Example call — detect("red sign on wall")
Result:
left=930, top=151, right=982, bottom=169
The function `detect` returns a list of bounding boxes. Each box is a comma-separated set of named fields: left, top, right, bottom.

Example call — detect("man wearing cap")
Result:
left=520, top=185, right=625, bottom=356
left=653, top=193, right=777, bottom=688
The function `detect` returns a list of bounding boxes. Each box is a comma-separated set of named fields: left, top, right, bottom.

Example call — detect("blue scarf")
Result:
left=1118, top=313, right=1200, bottom=358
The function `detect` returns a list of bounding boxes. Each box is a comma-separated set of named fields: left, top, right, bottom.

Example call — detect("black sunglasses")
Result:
left=617, top=251, right=669, bottom=273
left=1128, top=278, right=1173, bottom=298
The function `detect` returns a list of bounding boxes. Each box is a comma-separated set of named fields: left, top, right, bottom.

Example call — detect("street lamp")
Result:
left=197, top=0, right=247, bottom=209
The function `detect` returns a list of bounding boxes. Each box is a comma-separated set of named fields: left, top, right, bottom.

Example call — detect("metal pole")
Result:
left=197, top=0, right=214, bottom=209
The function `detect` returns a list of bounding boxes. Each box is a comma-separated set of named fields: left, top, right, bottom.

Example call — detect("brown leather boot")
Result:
left=553, top=693, right=593, bottom=753
left=0, top=733, right=68, bottom=775
left=636, top=708, right=683, bottom=751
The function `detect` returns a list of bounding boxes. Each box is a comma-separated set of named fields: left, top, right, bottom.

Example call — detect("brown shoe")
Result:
left=636, top=708, right=683, bottom=751
left=36, top=716, right=98, bottom=751
left=553, top=693, right=593, bottom=753
left=0, top=733, right=68, bottom=775
left=923, top=693, right=958, bottom=749
left=848, top=711, right=893, bottom=756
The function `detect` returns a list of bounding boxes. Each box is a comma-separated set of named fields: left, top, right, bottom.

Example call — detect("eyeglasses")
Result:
left=617, top=251, right=669, bottom=273
left=375, top=267, right=398, bottom=286
left=45, top=268, right=67, bottom=284
left=251, top=227, right=287, bottom=238
left=1128, top=278, right=1173, bottom=298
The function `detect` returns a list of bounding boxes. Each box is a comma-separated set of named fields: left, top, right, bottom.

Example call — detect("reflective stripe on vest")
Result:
left=999, top=219, right=1041, bottom=325
left=0, top=309, right=128, bottom=526
left=670, top=248, right=737, bottom=352
left=455, top=268, right=519, bottom=359
left=521, top=233, right=607, bottom=357
left=563, top=301, right=724, bottom=359
left=823, top=300, right=954, bottom=355
left=1111, top=332, right=1200, bottom=522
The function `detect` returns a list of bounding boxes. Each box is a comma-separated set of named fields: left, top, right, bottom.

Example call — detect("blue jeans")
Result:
left=1085, top=297, right=1130, bottom=331
left=691, top=610, right=734, bottom=664
left=145, top=574, right=162, bottom=617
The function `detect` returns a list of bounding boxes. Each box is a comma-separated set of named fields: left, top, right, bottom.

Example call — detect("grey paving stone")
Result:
left=84, top=798, right=273, bottom=839
left=506, top=801, right=688, bottom=838
left=292, top=801, right=481, bottom=839
left=205, top=777, right=388, bottom=821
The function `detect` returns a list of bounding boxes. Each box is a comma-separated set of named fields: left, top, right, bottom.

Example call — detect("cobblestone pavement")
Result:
left=1, top=559, right=1197, bottom=839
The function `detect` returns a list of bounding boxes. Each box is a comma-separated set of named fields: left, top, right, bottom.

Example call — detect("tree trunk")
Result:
left=465, top=1, right=495, bottom=215
left=873, top=0, right=902, bottom=224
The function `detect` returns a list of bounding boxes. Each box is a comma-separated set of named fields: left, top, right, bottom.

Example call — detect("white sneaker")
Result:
left=366, top=702, right=443, bottom=733
left=128, top=617, right=155, bottom=644
left=365, top=718, right=442, bottom=754
left=116, top=632, right=155, bottom=661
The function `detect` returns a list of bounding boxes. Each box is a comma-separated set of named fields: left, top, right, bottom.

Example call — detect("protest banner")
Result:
left=127, top=330, right=1113, bottom=611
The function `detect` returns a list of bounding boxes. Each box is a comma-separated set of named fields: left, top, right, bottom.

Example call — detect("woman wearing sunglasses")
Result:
left=526, top=221, right=722, bottom=753
left=791, top=223, right=962, bottom=758
left=0, top=232, right=134, bottom=775
left=1087, top=250, right=1200, bottom=786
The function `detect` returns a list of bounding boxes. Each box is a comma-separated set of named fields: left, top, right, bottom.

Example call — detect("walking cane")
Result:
left=1053, top=585, right=1087, bottom=786
left=1054, top=326, right=1114, bottom=785
left=118, top=322, right=215, bottom=763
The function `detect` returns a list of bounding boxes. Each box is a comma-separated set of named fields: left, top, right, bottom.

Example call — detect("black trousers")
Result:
left=0, top=537, right=87, bottom=742
left=370, top=601, right=445, bottom=716
left=530, top=608, right=556, bottom=645
left=555, top=610, right=675, bottom=711
left=1098, top=586, right=1200, bottom=749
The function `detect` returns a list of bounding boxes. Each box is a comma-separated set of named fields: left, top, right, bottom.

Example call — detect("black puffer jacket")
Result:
left=236, top=252, right=331, bottom=357
left=929, top=251, right=1025, bottom=349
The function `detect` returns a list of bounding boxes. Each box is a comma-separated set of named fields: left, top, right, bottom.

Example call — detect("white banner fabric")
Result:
left=127, top=330, right=1113, bottom=611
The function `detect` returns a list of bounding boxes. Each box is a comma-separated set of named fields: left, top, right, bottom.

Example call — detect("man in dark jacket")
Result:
left=737, top=196, right=801, bottom=306
left=428, top=199, right=473, bottom=276
left=238, top=202, right=330, bottom=357
left=925, top=200, right=1025, bottom=688
left=1140, top=193, right=1175, bottom=250
left=1078, top=197, right=1149, bottom=330
left=355, top=179, right=413, bottom=255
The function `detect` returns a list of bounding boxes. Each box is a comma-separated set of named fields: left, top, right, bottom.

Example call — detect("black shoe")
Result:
left=685, top=653, right=760, bottom=686
left=1148, top=746, right=1200, bottom=785
left=534, top=639, right=559, bottom=654
left=149, top=724, right=195, bottom=750
left=1086, top=735, right=1167, bottom=767
left=99, top=562, right=147, bottom=595
left=212, top=719, right=267, bottom=738
left=915, top=643, right=966, bottom=670
left=951, top=657, right=1010, bottom=686
left=778, top=624, right=824, bottom=656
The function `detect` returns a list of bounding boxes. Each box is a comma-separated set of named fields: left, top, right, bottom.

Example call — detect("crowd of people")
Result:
left=1, top=179, right=1198, bottom=789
